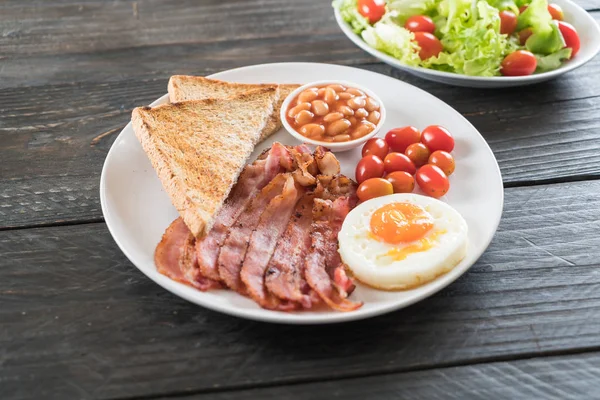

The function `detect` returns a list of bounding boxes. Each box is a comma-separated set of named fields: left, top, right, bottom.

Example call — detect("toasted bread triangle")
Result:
left=168, top=75, right=299, bottom=142
left=132, top=87, right=278, bottom=237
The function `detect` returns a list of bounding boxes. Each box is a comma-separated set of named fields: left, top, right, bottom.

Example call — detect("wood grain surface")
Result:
left=187, top=352, right=600, bottom=399
left=3, top=180, right=600, bottom=399
left=2, top=0, right=600, bottom=399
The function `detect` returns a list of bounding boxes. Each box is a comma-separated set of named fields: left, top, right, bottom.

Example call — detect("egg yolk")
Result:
left=382, top=229, right=445, bottom=261
left=370, top=202, right=434, bottom=244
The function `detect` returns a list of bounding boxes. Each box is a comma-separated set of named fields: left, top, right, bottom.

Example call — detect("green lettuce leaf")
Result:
left=386, top=0, right=438, bottom=24
left=516, top=0, right=564, bottom=54
left=334, top=0, right=371, bottom=34
left=526, top=20, right=566, bottom=54
left=361, top=17, right=422, bottom=66
left=536, top=47, right=572, bottom=71
left=426, top=1, right=518, bottom=76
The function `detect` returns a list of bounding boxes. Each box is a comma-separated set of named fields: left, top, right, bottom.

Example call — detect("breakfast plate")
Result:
left=100, top=62, right=503, bottom=324
left=334, top=0, right=600, bottom=88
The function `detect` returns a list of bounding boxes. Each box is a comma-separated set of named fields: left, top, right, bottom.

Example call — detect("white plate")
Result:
left=100, top=62, right=503, bottom=324
left=334, top=0, right=600, bottom=88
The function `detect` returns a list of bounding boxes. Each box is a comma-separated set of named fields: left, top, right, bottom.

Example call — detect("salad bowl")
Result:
left=334, top=0, right=600, bottom=88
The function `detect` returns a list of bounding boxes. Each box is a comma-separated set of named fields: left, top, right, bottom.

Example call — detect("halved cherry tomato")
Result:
left=405, top=143, right=431, bottom=167
left=405, top=15, right=436, bottom=34
left=428, top=150, right=455, bottom=176
left=416, top=165, right=449, bottom=198
left=499, top=11, right=517, bottom=35
left=558, top=21, right=580, bottom=58
left=357, top=0, right=386, bottom=24
left=362, top=137, right=389, bottom=159
left=357, top=178, right=394, bottom=202
left=548, top=4, right=564, bottom=20
left=518, top=28, right=533, bottom=45
left=386, top=171, right=415, bottom=193
left=421, top=125, right=454, bottom=152
left=501, top=50, right=537, bottom=76
left=384, top=152, right=417, bottom=175
left=355, top=154, right=384, bottom=184
left=413, top=32, right=443, bottom=60
left=385, top=126, right=421, bottom=153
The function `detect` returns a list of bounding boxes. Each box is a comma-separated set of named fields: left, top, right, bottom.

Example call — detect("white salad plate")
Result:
left=334, top=0, right=600, bottom=88
left=100, top=62, right=503, bottom=324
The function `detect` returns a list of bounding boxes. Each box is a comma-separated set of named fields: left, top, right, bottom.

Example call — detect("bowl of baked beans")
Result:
left=280, top=80, right=386, bottom=152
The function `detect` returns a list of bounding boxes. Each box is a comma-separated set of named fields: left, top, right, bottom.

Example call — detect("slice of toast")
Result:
left=132, top=87, right=278, bottom=237
left=168, top=75, right=299, bottom=142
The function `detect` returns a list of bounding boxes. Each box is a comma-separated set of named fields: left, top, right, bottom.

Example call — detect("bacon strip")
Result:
left=241, top=175, right=304, bottom=309
left=218, top=173, right=288, bottom=292
left=155, top=218, right=190, bottom=284
left=195, top=143, right=288, bottom=281
left=304, top=197, right=363, bottom=312
left=155, top=218, right=221, bottom=290
left=265, top=192, right=315, bottom=308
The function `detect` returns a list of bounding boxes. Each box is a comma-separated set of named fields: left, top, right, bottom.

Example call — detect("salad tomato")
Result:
left=416, top=165, right=449, bottom=198
left=362, top=138, right=389, bottom=159
left=357, top=0, right=386, bottom=24
left=386, top=171, right=415, bottom=193
left=499, top=11, right=517, bottom=35
left=385, top=126, right=420, bottom=153
left=384, top=152, right=417, bottom=175
left=547, top=4, right=564, bottom=20
left=357, top=178, right=393, bottom=202
left=405, top=143, right=430, bottom=167
left=518, top=28, right=533, bottom=45
left=421, top=125, right=454, bottom=152
left=428, top=150, right=455, bottom=176
left=355, top=154, right=384, bottom=184
left=558, top=21, right=580, bottom=58
left=413, top=32, right=443, bottom=60
left=501, top=50, right=537, bottom=76
left=405, top=15, right=436, bottom=34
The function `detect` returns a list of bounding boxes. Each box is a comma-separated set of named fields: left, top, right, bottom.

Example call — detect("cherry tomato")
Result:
left=404, top=15, right=436, bottom=34
left=362, top=137, right=389, bottom=159
left=357, top=178, right=394, bottom=202
left=518, top=28, right=533, bottom=45
left=413, top=32, right=443, bottom=60
left=355, top=155, right=384, bottom=184
left=416, top=165, right=449, bottom=198
left=428, top=150, right=455, bottom=176
left=499, top=11, right=517, bottom=35
left=548, top=4, right=564, bottom=20
left=519, top=5, right=528, bottom=14
left=558, top=21, right=580, bottom=58
left=421, top=125, right=454, bottom=153
left=384, top=152, right=417, bottom=175
left=357, top=0, right=386, bottom=24
left=385, top=126, right=421, bottom=153
left=405, top=143, right=431, bottom=167
left=501, top=50, right=537, bottom=76
left=386, top=171, right=415, bottom=193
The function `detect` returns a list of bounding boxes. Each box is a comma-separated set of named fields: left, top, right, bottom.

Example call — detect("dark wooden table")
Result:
left=2, top=1, right=600, bottom=398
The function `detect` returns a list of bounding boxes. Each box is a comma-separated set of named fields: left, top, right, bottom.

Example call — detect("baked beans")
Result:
left=286, top=84, right=381, bottom=143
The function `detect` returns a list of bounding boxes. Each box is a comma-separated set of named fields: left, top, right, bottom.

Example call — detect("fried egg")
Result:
left=338, top=193, right=468, bottom=290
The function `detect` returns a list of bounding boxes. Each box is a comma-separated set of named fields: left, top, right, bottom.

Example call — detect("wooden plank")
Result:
left=189, top=352, right=600, bottom=399
left=3, top=180, right=600, bottom=399
left=2, top=52, right=600, bottom=229
left=0, top=0, right=595, bottom=61
left=1, top=5, right=597, bottom=88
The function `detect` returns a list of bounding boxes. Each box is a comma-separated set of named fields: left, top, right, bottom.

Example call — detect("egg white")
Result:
left=338, top=193, right=468, bottom=290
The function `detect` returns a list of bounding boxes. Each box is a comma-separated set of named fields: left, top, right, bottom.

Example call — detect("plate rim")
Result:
left=100, top=62, right=504, bottom=324
left=333, top=0, right=600, bottom=84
